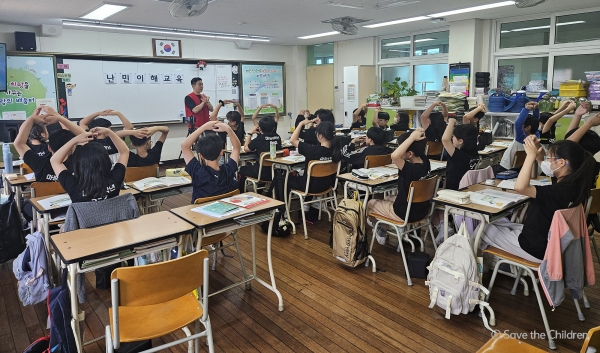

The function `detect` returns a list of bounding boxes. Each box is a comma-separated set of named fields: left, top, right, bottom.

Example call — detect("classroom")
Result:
left=1, top=0, right=600, bottom=352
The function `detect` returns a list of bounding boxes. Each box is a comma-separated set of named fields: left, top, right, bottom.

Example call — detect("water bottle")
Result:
left=3, top=143, right=13, bottom=174
left=269, top=141, right=277, bottom=159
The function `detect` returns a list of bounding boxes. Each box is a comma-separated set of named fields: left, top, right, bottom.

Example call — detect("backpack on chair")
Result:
left=425, top=222, right=494, bottom=331
left=331, top=191, right=369, bottom=267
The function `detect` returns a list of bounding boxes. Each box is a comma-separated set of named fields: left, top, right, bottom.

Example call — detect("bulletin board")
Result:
left=0, top=55, right=58, bottom=119
left=240, top=63, right=285, bottom=116
left=449, top=62, right=471, bottom=96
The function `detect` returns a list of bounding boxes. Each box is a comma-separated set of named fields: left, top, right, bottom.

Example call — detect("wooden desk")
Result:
left=127, top=178, right=191, bottom=214
left=478, top=146, right=508, bottom=156
left=50, top=211, right=194, bottom=352
left=338, top=172, right=397, bottom=205
left=266, top=156, right=305, bottom=234
left=4, top=174, right=35, bottom=212
left=481, top=176, right=550, bottom=190
left=170, top=192, right=285, bottom=311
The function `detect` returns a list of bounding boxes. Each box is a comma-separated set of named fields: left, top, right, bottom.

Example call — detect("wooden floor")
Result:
left=2, top=191, right=600, bottom=353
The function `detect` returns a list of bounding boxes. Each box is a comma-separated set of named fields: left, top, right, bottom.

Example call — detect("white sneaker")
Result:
left=376, top=227, right=387, bottom=245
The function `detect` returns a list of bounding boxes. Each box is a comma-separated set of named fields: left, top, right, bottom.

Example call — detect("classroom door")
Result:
left=307, top=65, right=334, bottom=113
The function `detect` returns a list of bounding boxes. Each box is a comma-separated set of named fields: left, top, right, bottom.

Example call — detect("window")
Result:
left=381, top=36, right=410, bottom=59
left=553, top=54, right=600, bottom=89
left=555, top=11, right=600, bottom=44
left=381, top=66, right=411, bottom=89
left=499, top=18, right=550, bottom=49
left=307, top=43, right=333, bottom=66
left=414, top=31, right=449, bottom=56
left=497, top=57, right=548, bottom=92
left=414, top=63, right=448, bottom=93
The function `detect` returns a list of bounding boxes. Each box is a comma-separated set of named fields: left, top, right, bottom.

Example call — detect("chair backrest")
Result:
left=512, top=151, right=527, bottom=169
left=586, top=188, right=600, bottom=217
left=394, top=130, right=406, bottom=137
left=351, top=127, right=366, bottom=131
left=21, top=163, right=33, bottom=175
left=124, top=164, right=159, bottom=183
left=194, top=189, right=240, bottom=204
left=365, top=154, right=392, bottom=169
left=581, top=326, right=600, bottom=353
left=407, top=176, right=439, bottom=203
left=30, top=182, right=66, bottom=198
left=426, top=141, right=444, bottom=157
left=112, top=249, right=209, bottom=307
left=304, top=160, right=341, bottom=194
left=257, top=151, right=283, bottom=181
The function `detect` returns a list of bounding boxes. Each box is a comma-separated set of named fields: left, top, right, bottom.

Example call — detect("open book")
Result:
left=496, top=178, right=551, bottom=190
left=280, top=155, right=305, bottom=163
left=132, top=176, right=191, bottom=191
left=467, top=189, right=528, bottom=209
left=220, top=195, right=270, bottom=209
left=37, top=194, right=72, bottom=210
left=353, top=167, right=397, bottom=180
left=430, top=161, right=446, bottom=171
left=192, top=201, right=241, bottom=218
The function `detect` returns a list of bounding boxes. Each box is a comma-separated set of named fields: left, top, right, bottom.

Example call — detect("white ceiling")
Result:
left=0, top=0, right=598, bottom=45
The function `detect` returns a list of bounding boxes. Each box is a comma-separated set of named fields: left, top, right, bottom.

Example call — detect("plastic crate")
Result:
left=559, top=88, right=589, bottom=98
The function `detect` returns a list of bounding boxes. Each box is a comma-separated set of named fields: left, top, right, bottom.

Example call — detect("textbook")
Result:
left=352, top=167, right=397, bottom=180
left=467, top=189, right=527, bottom=209
left=37, top=194, right=72, bottom=210
left=192, top=201, right=241, bottom=218
left=132, top=176, right=191, bottom=190
left=496, top=178, right=551, bottom=190
left=430, top=161, right=446, bottom=171
left=280, top=155, right=305, bottom=162
left=220, top=195, right=270, bottom=209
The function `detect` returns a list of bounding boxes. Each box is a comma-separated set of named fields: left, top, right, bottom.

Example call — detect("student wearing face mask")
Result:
left=479, top=136, right=595, bottom=262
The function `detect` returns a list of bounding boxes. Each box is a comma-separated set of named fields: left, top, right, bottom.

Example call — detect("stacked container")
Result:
left=586, top=71, right=600, bottom=101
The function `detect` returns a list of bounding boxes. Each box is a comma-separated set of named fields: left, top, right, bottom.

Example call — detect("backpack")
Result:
left=49, top=269, right=78, bottom=353
left=0, top=193, right=25, bottom=264
left=425, top=222, right=493, bottom=331
left=260, top=209, right=292, bottom=237
left=13, top=231, right=51, bottom=306
left=331, top=191, right=369, bottom=267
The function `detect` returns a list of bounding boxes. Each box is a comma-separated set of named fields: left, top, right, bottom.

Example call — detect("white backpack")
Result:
left=12, top=231, right=51, bottom=306
left=425, top=222, right=493, bottom=331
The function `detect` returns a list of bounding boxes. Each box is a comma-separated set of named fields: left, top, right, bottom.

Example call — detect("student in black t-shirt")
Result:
left=366, top=128, right=431, bottom=245
left=239, top=116, right=282, bottom=192
left=480, top=137, right=595, bottom=262
left=299, top=108, right=335, bottom=145
left=119, top=126, right=169, bottom=167
left=351, top=103, right=368, bottom=129
left=371, top=109, right=390, bottom=129
left=342, top=127, right=391, bottom=170
left=79, top=110, right=134, bottom=161
left=420, top=101, right=448, bottom=142
left=26, top=121, right=50, bottom=158
left=390, top=111, right=410, bottom=132
left=14, top=107, right=85, bottom=183
left=181, top=120, right=239, bottom=203
left=223, top=100, right=247, bottom=143
left=252, top=104, right=280, bottom=126
left=539, top=100, right=575, bottom=148
left=441, top=118, right=480, bottom=190
left=51, top=127, right=130, bottom=203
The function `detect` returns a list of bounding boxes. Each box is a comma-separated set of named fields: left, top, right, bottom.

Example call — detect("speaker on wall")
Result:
left=14, top=31, right=36, bottom=51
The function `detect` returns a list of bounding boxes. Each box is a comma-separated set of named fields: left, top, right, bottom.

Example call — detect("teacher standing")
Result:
left=184, top=77, right=214, bottom=130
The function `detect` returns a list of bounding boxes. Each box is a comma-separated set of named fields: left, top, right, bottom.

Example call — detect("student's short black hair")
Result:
left=377, top=112, right=390, bottom=121
left=88, top=117, right=112, bottom=129
left=353, top=107, right=366, bottom=117
left=48, top=129, right=75, bottom=152
left=29, top=123, right=47, bottom=142
left=539, top=112, right=553, bottom=124
left=454, top=123, right=478, bottom=154
left=130, top=135, right=149, bottom=147
left=195, top=133, right=223, bottom=161
left=226, top=111, right=242, bottom=124
left=259, top=116, right=277, bottom=134
left=466, top=107, right=485, bottom=120
left=366, top=127, right=386, bottom=145
left=565, top=128, right=600, bottom=155
left=396, top=132, right=426, bottom=157
left=523, top=115, right=539, bottom=134
left=191, top=77, right=202, bottom=86
left=315, top=108, right=334, bottom=124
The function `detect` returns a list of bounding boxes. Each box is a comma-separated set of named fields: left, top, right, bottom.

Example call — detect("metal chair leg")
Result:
left=574, top=298, right=585, bottom=321
left=583, top=291, right=590, bottom=309
left=525, top=267, right=556, bottom=350
left=231, top=233, right=250, bottom=289
left=366, top=226, right=377, bottom=267
left=510, top=267, right=523, bottom=296
left=393, top=224, right=412, bottom=286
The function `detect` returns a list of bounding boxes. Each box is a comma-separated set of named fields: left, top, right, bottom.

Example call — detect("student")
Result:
left=420, top=101, right=447, bottom=142
left=119, top=126, right=169, bottom=167
left=341, top=127, right=391, bottom=169
left=366, top=128, right=430, bottom=245
left=480, top=136, right=595, bottom=262
left=79, top=110, right=134, bottom=158
left=251, top=103, right=280, bottom=126
left=51, top=127, right=130, bottom=203
left=499, top=102, right=540, bottom=170
left=27, top=121, right=49, bottom=158
left=540, top=100, right=575, bottom=147
left=441, top=118, right=480, bottom=190
left=390, top=111, right=410, bottom=132
left=299, top=108, right=335, bottom=145
left=462, top=104, right=486, bottom=130
left=295, top=110, right=311, bottom=128
left=216, top=100, right=247, bottom=143
left=239, top=116, right=282, bottom=191
left=14, top=107, right=85, bottom=182
left=351, top=103, right=368, bottom=129
left=181, top=120, right=239, bottom=202
left=371, top=109, right=390, bottom=129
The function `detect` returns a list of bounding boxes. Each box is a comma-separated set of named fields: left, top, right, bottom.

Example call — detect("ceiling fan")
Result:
left=514, top=0, right=547, bottom=8
left=156, top=0, right=213, bottom=19
left=321, top=17, right=371, bottom=35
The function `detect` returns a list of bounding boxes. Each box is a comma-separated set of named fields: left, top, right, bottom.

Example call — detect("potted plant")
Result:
left=379, top=79, right=397, bottom=106
left=380, top=77, right=418, bottom=106
left=398, top=80, right=419, bottom=108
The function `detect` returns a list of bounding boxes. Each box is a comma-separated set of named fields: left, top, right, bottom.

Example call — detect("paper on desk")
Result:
left=430, top=161, right=446, bottom=171
left=13, top=160, right=24, bottom=167
left=280, top=155, right=305, bottom=162
left=496, top=178, right=551, bottom=190
left=37, top=194, right=72, bottom=210
left=24, top=172, right=35, bottom=181
left=490, top=141, right=511, bottom=147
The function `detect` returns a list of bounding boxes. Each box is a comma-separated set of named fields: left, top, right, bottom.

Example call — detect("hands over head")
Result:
left=576, top=102, right=590, bottom=116
left=74, top=131, right=95, bottom=145
left=411, top=128, right=426, bottom=141
left=524, top=135, right=541, bottom=156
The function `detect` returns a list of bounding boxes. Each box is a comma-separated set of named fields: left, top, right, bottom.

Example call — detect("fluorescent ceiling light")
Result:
left=364, top=16, right=428, bottom=28
left=62, top=20, right=270, bottom=41
left=428, top=1, right=514, bottom=18
left=375, top=0, right=420, bottom=9
left=502, top=21, right=584, bottom=34
left=556, top=20, right=585, bottom=26
left=81, top=4, right=129, bottom=20
left=298, top=31, right=339, bottom=39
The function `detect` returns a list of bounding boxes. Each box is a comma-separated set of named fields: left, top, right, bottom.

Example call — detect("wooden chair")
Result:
left=425, top=141, right=444, bottom=158
left=105, top=249, right=214, bottom=353
left=394, top=130, right=407, bottom=137
left=244, top=151, right=283, bottom=193
left=351, top=127, right=366, bottom=131
left=364, top=154, right=392, bottom=169
left=581, top=326, right=600, bottom=353
left=477, top=334, right=547, bottom=353
left=20, top=163, right=34, bottom=175
left=194, top=189, right=248, bottom=278
left=511, top=151, right=527, bottom=169
left=287, top=161, right=341, bottom=239
left=367, top=176, right=440, bottom=286
left=30, top=181, right=65, bottom=198
left=124, top=164, right=159, bottom=183
left=585, top=188, right=600, bottom=262
left=484, top=205, right=590, bottom=350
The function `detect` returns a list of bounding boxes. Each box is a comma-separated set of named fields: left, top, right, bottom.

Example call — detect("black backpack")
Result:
left=0, top=193, right=25, bottom=264
left=260, top=209, right=292, bottom=237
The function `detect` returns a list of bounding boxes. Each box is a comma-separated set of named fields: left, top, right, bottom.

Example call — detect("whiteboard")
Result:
left=60, top=59, right=236, bottom=124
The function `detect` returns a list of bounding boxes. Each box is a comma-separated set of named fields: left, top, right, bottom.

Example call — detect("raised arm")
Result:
left=51, top=132, right=94, bottom=175
left=542, top=101, right=575, bottom=134
left=204, top=94, right=214, bottom=113
left=514, top=135, right=541, bottom=198
left=440, top=102, right=448, bottom=120
left=109, top=111, right=134, bottom=130
left=243, top=125, right=260, bottom=152
left=14, top=108, right=44, bottom=157
left=41, top=109, right=86, bottom=136
left=392, top=128, right=425, bottom=170
left=441, top=117, right=457, bottom=157
left=251, top=105, right=266, bottom=126
left=213, top=122, right=240, bottom=164
left=209, top=100, right=224, bottom=121
left=567, top=101, right=590, bottom=133
left=463, top=104, right=485, bottom=124
left=232, top=101, right=245, bottom=122
left=92, top=127, right=130, bottom=166
left=372, top=107, right=382, bottom=127
left=568, top=113, right=600, bottom=144
left=290, top=119, right=311, bottom=147
left=353, top=103, right=367, bottom=123
left=147, top=126, right=169, bottom=143
left=515, top=102, right=537, bottom=144
left=269, top=104, right=280, bottom=123
left=79, top=109, right=111, bottom=130
left=420, top=102, right=440, bottom=130
left=181, top=121, right=216, bottom=164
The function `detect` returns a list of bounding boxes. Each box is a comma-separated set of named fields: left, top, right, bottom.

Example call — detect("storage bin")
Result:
left=559, top=89, right=589, bottom=98
left=560, top=81, right=589, bottom=97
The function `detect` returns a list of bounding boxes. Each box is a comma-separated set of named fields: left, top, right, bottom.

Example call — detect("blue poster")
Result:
left=241, top=64, right=284, bottom=115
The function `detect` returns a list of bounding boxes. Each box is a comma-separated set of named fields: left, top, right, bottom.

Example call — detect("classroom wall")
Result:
left=449, top=19, right=493, bottom=94
left=0, top=23, right=307, bottom=160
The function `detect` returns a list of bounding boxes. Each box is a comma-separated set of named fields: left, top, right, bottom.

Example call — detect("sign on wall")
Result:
left=241, top=64, right=284, bottom=115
